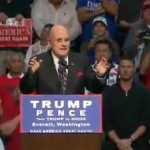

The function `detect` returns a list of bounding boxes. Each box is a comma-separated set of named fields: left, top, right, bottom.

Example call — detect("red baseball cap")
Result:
left=143, top=1, right=150, bottom=10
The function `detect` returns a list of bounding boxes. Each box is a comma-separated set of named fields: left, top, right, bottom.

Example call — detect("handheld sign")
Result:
left=20, top=95, right=102, bottom=134
left=0, top=18, right=32, bottom=48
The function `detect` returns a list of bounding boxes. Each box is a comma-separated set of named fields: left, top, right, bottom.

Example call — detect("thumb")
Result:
left=94, top=60, right=98, bottom=65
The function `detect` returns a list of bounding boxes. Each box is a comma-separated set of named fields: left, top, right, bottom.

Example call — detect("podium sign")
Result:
left=0, top=19, right=32, bottom=48
left=20, top=95, right=102, bottom=134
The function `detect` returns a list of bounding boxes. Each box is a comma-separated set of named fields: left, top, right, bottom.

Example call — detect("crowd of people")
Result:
left=0, top=0, right=150, bottom=150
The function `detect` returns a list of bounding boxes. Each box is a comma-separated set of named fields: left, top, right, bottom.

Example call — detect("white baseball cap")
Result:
left=93, top=16, right=107, bottom=28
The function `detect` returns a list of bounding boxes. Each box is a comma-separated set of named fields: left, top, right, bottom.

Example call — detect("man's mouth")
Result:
left=60, top=48, right=67, bottom=51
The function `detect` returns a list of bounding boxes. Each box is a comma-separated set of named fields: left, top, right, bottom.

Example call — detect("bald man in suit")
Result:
left=20, top=25, right=109, bottom=94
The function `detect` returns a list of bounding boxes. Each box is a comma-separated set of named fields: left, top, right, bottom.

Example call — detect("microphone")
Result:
left=59, top=59, right=68, bottom=69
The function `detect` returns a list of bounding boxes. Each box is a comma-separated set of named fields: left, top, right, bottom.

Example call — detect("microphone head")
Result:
left=59, top=59, right=68, bottom=68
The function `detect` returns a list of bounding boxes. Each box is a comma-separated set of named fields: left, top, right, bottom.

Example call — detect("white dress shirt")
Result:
left=31, top=0, right=81, bottom=41
left=51, top=51, right=68, bottom=74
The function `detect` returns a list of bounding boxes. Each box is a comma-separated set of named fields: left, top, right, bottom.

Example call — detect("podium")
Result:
left=20, top=95, right=102, bottom=150
left=21, top=133, right=101, bottom=150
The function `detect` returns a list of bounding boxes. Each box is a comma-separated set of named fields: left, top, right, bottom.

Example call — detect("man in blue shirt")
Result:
left=76, top=0, right=119, bottom=46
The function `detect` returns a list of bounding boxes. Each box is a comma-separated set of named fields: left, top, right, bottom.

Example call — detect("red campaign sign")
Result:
left=0, top=19, right=32, bottom=48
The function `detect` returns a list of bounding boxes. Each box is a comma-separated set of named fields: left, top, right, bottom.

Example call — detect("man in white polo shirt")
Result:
left=31, top=0, right=81, bottom=41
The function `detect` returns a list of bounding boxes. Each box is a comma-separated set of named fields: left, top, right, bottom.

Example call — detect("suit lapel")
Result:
left=66, top=53, right=77, bottom=94
left=43, top=51, right=61, bottom=93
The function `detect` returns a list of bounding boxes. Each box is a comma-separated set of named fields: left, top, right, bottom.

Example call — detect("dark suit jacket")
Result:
left=20, top=51, right=102, bottom=94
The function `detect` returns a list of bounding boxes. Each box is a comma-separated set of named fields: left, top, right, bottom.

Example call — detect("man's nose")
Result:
left=124, top=67, right=128, bottom=72
left=61, top=41, right=66, bottom=46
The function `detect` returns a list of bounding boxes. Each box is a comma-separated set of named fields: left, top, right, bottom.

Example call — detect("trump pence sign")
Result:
left=20, top=95, right=102, bottom=133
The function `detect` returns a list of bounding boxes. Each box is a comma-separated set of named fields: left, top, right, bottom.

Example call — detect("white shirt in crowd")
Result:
left=25, top=40, right=50, bottom=69
left=0, top=138, right=4, bottom=150
left=70, top=0, right=77, bottom=6
left=31, top=0, right=81, bottom=41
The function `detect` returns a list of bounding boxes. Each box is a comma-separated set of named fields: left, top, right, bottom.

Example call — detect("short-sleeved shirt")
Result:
left=0, top=75, right=21, bottom=150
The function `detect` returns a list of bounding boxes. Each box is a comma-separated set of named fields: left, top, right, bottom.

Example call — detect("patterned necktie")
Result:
left=58, top=59, right=68, bottom=94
